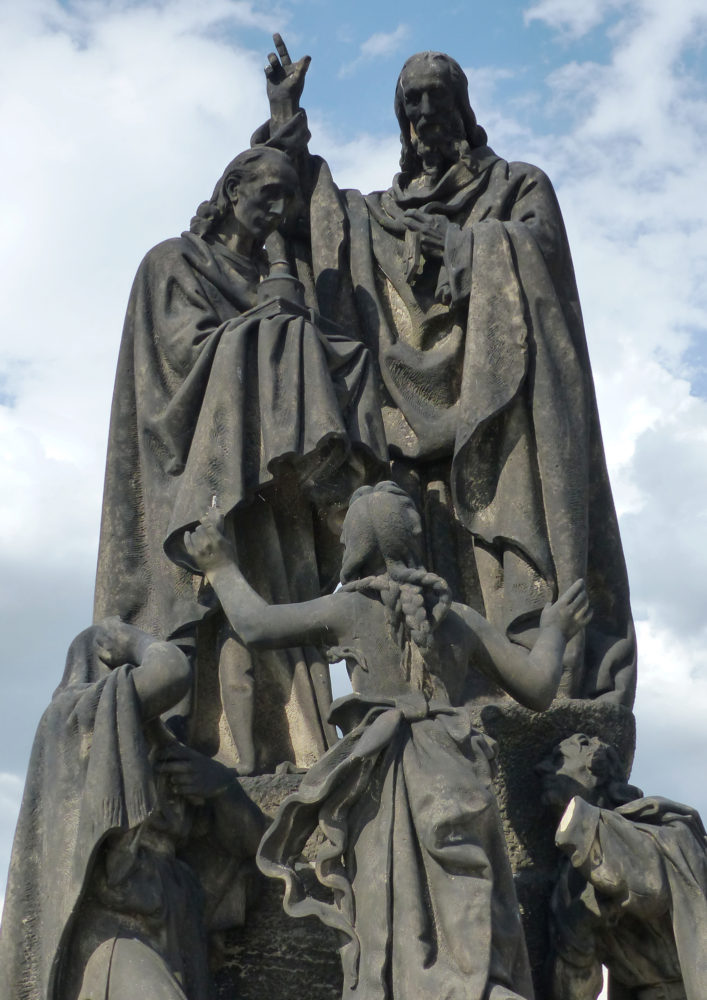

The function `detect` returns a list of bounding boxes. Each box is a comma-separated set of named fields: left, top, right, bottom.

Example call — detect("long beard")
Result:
left=409, top=109, right=467, bottom=182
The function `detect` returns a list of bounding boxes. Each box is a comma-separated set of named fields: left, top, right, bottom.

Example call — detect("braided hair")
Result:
left=339, top=482, right=452, bottom=651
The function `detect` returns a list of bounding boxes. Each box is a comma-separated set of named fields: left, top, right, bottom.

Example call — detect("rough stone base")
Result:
left=214, top=772, right=342, bottom=1000
left=213, top=699, right=635, bottom=999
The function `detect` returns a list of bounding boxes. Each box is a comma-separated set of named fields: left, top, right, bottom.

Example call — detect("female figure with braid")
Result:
left=184, top=481, right=592, bottom=1000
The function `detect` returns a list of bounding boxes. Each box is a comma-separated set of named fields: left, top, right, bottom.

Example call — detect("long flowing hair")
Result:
left=339, top=482, right=452, bottom=651
left=189, top=145, right=293, bottom=239
left=394, top=51, right=488, bottom=176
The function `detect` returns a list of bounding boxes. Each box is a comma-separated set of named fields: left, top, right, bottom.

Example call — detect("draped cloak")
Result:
left=258, top=690, right=534, bottom=1000
left=0, top=629, right=252, bottom=1000
left=281, top=145, right=636, bottom=706
left=94, top=233, right=387, bottom=769
left=552, top=795, right=707, bottom=999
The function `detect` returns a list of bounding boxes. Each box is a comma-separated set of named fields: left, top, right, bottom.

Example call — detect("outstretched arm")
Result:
left=184, top=510, right=345, bottom=650
left=93, top=617, right=192, bottom=721
left=459, top=580, right=592, bottom=711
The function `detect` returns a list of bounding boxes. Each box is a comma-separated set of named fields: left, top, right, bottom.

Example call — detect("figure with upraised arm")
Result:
left=184, top=481, right=592, bottom=1000
left=94, top=140, right=388, bottom=774
left=252, top=33, right=635, bottom=710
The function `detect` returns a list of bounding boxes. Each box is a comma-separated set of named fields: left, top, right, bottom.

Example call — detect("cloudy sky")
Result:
left=1, top=0, right=706, bottom=946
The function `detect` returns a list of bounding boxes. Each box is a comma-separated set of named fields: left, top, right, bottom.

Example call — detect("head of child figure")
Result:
left=340, top=482, right=424, bottom=584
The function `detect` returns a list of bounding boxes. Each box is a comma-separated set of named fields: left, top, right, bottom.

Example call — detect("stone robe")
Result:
left=258, top=690, right=533, bottom=1000
left=0, top=629, right=253, bottom=1000
left=275, top=142, right=635, bottom=706
left=551, top=795, right=707, bottom=999
left=94, top=232, right=387, bottom=768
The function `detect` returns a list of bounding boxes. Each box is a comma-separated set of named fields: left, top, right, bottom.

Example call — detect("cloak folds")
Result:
left=295, top=149, right=635, bottom=706
left=0, top=630, right=158, bottom=1000
left=0, top=629, right=255, bottom=1000
left=258, top=692, right=534, bottom=1000
left=94, top=233, right=387, bottom=768
left=553, top=795, right=707, bottom=1000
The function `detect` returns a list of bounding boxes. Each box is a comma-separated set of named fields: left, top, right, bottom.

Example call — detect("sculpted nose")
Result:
left=420, top=91, right=433, bottom=115
left=271, top=197, right=286, bottom=217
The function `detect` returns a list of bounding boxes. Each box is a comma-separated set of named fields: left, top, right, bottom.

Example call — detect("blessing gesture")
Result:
left=265, top=33, right=311, bottom=123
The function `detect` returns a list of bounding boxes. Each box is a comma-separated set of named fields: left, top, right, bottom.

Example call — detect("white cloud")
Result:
left=0, top=0, right=276, bottom=883
left=360, top=24, right=410, bottom=59
left=339, top=23, right=410, bottom=77
left=0, top=0, right=274, bottom=580
left=524, top=0, right=630, bottom=39
left=509, top=1, right=707, bottom=819
left=1, top=0, right=707, bottom=924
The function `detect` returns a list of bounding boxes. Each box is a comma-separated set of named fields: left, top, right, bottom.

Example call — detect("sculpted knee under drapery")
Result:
left=255, top=36, right=636, bottom=709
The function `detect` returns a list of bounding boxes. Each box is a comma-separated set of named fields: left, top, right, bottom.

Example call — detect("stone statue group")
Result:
left=1, top=34, right=705, bottom=1000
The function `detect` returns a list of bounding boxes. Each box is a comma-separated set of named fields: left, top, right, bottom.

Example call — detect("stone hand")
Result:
left=183, top=508, right=235, bottom=576
left=265, top=33, right=311, bottom=120
left=94, top=615, right=151, bottom=667
left=155, top=743, right=233, bottom=802
left=540, top=579, right=592, bottom=639
left=403, top=208, right=449, bottom=258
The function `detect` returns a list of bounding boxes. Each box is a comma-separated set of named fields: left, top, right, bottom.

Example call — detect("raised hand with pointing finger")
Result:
left=265, top=33, right=311, bottom=125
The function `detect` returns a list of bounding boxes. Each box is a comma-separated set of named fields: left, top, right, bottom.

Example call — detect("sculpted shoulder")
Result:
left=135, top=234, right=203, bottom=277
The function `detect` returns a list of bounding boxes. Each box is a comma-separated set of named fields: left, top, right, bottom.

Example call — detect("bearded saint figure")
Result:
left=252, top=36, right=636, bottom=708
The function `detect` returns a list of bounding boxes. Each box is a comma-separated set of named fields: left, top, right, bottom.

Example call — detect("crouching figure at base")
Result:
left=538, top=733, right=707, bottom=1000
left=0, top=619, right=264, bottom=1000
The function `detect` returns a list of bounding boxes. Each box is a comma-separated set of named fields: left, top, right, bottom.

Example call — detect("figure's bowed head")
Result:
left=90, top=615, right=193, bottom=723
left=190, top=146, right=299, bottom=254
left=536, top=733, right=642, bottom=819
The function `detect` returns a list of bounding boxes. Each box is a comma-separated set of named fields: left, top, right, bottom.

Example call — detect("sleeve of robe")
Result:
left=555, top=795, right=707, bottom=1000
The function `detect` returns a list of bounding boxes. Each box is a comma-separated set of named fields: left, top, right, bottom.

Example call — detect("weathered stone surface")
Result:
left=538, top=732, right=707, bottom=999
left=215, top=773, right=341, bottom=1000
left=469, top=699, right=636, bottom=994
left=215, top=701, right=636, bottom=999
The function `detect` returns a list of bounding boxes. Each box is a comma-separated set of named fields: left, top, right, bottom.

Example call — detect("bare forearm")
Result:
left=131, top=642, right=192, bottom=720
left=208, top=563, right=270, bottom=645
left=524, top=625, right=566, bottom=709
left=463, top=606, right=565, bottom=711
left=207, top=563, right=335, bottom=649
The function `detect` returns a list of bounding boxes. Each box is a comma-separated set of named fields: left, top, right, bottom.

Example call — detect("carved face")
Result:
left=228, top=157, right=297, bottom=244
left=399, top=61, right=457, bottom=147
left=536, top=734, right=604, bottom=814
